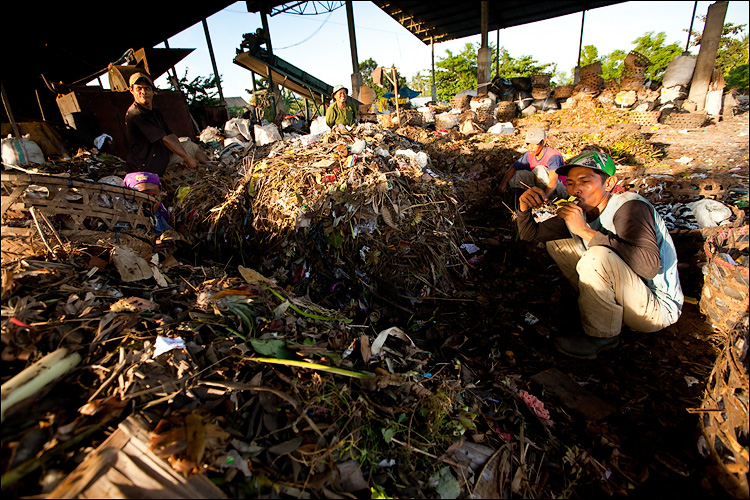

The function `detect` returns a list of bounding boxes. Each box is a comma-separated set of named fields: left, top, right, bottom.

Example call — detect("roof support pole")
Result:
left=687, top=1, right=728, bottom=111
left=163, top=39, right=182, bottom=92
left=431, top=37, right=437, bottom=102
left=202, top=18, right=225, bottom=105
left=346, top=1, right=362, bottom=101
left=495, top=29, right=500, bottom=78
left=260, top=5, right=280, bottom=120
left=685, top=1, right=699, bottom=53
left=574, top=10, right=586, bottom=84
left=477, top=1, right=491, bottom=95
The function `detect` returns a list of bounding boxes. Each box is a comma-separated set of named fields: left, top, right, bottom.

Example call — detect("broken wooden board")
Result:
left=48, top=415, right=226, bottom=499
left=531, top=368, right=616, bottom=422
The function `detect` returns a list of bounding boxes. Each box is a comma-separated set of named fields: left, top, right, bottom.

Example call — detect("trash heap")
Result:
left=166, top=123, right=471, bottom=307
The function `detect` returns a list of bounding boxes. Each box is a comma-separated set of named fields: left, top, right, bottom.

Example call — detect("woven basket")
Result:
left=628, top=110, right=661, bottom=126
left=624, top=50, right=651, bottom=68
left=619, top=77, right=644, bottom=91
left=698, top=312, right=749, bottom=499
left=700, top=225, right=749, bottom=334
left=666, top=112, right=709, bottom=129
left=553, top=85, right=574, bottom=99
left=531, top=87, right=550, bottom=99
left=450, top=94, right=472, bottom=111
left=495, top=101, right=517, bottom=121
left=2, top=173, right=156, bottom=263
left=530, top=74, right=551, bottom=86
left=579, top=62, right=603, bottom=78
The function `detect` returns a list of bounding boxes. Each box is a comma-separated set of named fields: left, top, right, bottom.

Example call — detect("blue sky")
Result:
left=150, top=1, right=749, bottom=100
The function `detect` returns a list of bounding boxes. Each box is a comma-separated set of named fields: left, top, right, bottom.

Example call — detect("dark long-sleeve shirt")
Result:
left=516, top=199, right=661, bottom=280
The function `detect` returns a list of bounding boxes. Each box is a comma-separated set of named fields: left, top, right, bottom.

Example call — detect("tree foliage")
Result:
left=689, top=20, right=749, bottom=92
left=179, top=69, right=221, bottom=109
left=631, top=31, right=683, bottom=81
left=359, top=57, right=407, bottom=100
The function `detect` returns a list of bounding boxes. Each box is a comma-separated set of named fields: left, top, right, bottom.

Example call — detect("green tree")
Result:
left=179, top=69, right=221, bottom=110
left=689, top=20, right=749, bottom=92
left=631, top=31, right=683, bottom=81
left=601, top=49, right=627, bottom=81
left=579, top=45, right=599, bottom=67
left=434, top=43, right=479, bottom=101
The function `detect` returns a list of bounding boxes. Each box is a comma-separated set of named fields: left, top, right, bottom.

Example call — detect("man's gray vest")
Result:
left=573, top=192, right=684, bottom=324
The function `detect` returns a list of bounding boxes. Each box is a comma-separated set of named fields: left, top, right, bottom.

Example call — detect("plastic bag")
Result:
left=1, top=135, right=45, bottom=166
left=435, top=111, right=460, bottom=130
left=687, top=199, right=733, bottom=227
left=487, top=122, right=514, bottom=135
left=254, top=123, right=282, bottom=146
left=309, top=116, right=331, bottom=136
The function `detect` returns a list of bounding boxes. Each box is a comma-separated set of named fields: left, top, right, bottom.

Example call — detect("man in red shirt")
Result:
left=498, top=127, right=567, bottom=199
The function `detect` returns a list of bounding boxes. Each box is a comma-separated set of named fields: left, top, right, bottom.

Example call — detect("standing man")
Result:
left=516, top=151, right=683, bottom=359
left=125, top=72, right=208, bottom=175
left=325, top=85, right=358, bottom=130
left=499, top=128, right=567, bottom=199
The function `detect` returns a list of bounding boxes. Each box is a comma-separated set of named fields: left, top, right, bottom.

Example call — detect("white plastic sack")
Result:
left=662, top=55, right=697, bottom=88
left=417, top=106, right=434, bottom=123
left=301, top=134, right=322, bottom=146
left=487, top=122, right=514, bottom=135
left=223, top=136, right=249, bottom=148
left=254, top=123, right=282, bottom=146
left=1, top=135, right=45, bottom=166
left=470, top=97, right=494, bottom=110
left=199, top=126, right=222, bottom=143
left=687, top=199, right=733, bottom=228
left=225, top=118, right=254, bottom=143
left=309, top=116, right=331, bottom=136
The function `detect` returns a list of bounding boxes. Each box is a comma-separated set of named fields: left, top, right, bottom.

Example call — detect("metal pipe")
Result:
left=685, top=1, right=698, bottom=53
left=260, top=8, right=276, bottom=119
left=496, top=29, right=500, bottom=77
left=577, top=10, right=586, bottom=67
left=202, top=18, right=225, bottom=104
left=164, top=39, right=182, bottom=91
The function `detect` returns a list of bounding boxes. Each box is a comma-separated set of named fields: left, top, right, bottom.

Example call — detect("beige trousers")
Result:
left=168, top=139, right=203, bottom=167
left=546, top=239, right=670, bottom=338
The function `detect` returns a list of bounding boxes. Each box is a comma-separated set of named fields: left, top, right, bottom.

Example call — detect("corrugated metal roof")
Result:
left=372, top=1, right=625, bottom=44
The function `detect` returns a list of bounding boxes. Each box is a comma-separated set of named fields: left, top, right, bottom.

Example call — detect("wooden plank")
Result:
left=48, top=415, right=226, bottom=499
left=531, top=368, right=616, bottom=422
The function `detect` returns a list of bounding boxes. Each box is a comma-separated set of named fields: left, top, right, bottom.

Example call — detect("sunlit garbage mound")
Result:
left=171, top=123, right=472, bottom=308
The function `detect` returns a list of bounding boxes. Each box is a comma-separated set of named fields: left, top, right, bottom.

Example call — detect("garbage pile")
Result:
left=165, top=123, right=472, bottom=308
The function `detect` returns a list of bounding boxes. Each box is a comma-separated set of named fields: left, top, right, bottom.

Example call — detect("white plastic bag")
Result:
left=225, top=118, right=254, bottom=143
left=487, top=122, right=514, bottom=135
left=254, top=123, right=282, bottom=146
left=199, top=126, right=222, bottom=143
left=1, top=135, right=45, bottom=166
left=309, top=116, right=331, bottom=136
left=687, top=199, right=733, bottom=227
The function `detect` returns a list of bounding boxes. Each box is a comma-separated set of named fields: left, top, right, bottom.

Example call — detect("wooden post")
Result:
left=687, top=1, right=729, bottom=111
left=163, top=39, right=182, bottom=92
left=202, top=18, right=225, bottom=105
left=1, top=81, right=22, bottom=139
left=431, top=37, right=437, bottom=102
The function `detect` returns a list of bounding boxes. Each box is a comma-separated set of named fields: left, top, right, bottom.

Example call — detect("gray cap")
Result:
left=332, top=85, right=348, bottom=96
left=525, top=127, right=546, bottom=145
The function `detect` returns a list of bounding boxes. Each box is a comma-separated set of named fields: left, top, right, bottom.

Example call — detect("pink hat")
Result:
left=123, top=171, right=161, bottom=188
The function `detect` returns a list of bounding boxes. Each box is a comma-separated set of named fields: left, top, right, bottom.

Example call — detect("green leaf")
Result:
left=248, top=339, right=295, bottom=359
left=381, top=427, right=396, bottom=443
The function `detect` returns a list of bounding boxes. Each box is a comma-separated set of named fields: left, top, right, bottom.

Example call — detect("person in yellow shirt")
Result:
left=325, top=85, right=358, bottom=129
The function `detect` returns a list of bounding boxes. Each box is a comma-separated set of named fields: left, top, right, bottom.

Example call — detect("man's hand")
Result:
left=556, top=202, right=595, bottom=242
left=184, top=156, right=199, bottom=169
left=518, top=187, right=547, bottom=212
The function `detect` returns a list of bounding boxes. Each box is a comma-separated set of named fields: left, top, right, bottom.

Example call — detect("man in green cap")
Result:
left=515, top=150, right=683, bottom=359
left=325, top=85, right=358, bottom=129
